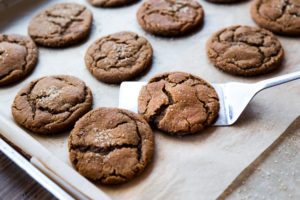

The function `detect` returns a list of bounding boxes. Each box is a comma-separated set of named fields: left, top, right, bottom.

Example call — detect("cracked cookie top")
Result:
left=87, top=0, right=136, bottom=7
left=136, top=0, right=204, bottom=36
left=0, top=34, right=38, bottom=86
left=68, top=107, right=154, bottom=184
left=138, top=72, right=219, bottom=136
left=12, top=75, right=93, bottom=134
left=206, top=25, right=284, bottom=76
left=251, top=0, right=300, bottom=36
left=85, top=31, right=153, bottom=83
left=28, top=3, right=93, bottom=47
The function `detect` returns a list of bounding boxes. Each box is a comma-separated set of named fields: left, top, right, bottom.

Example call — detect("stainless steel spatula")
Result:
left=119, top=71, right=300, bottom=126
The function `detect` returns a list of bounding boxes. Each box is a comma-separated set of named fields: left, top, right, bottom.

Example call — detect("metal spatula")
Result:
left=119, top=71, right=300, bottom=126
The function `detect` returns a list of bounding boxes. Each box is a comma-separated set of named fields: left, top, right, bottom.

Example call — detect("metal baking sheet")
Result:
left=0, top=0, right=299, bottom=199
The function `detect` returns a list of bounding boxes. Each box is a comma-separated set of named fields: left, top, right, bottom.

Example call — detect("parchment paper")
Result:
left=0, top=0, right=299, bottom=199
left=218, top=116, right=300, bottom=200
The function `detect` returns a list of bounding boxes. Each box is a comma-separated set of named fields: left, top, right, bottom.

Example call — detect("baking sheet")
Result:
left=0, top=0, right=299, bottom=199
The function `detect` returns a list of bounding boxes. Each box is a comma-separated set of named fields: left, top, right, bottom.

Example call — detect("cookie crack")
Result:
left=42, top=7, right=86, bottom=37
left=0, top=69, right=16, bottom=81
left=150, top=84, right=173, bottom=126
left=97, top=171, right=128, bottom=182
left=195, top=93, right=210, bottom=126
left=141, top=86, right=152, bottom=115
left=119, top=111, right=143, bottom=162
left=71, top=144, right=138, bottom=154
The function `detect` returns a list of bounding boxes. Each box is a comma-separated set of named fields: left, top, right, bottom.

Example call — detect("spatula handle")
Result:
left=256, top=71, right=300, bottom=91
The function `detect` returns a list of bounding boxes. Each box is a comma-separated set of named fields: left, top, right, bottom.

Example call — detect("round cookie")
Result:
left=136, top=0, right=204, bottom=36
left=251, top=0, right=300, bottom=36
left=68, top=107, right=154, bottom=184
left=85, top=31, right=153, bottom=83
left=206, top=25, right=284, bottom=76
left=138, top=72, right=219, bottom=136
left=12, top=75, right=93, bottom=134
left=28, top=3, right=93, bottom=47
left=87, top=0, right=136, bottom=7
left=0, top=34, right=38, bottom=86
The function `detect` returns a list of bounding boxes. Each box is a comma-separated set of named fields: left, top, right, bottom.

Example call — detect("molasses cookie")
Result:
left=85, top=31, right=153, bottom=83
left=206, top=25, right=284, bottom=76
left=87, top=0, right=136, bottom=7
left=68, top=107, right=154, bottom=184
left=251, top=0, right=300, bottom=36
left=12, top=75, right=93, bottom=134
left=138, top=72, right=219, bottom=136
left=28, top=3, right=93, bottom=47
left=137, top=0, right=204, bottom=36
left=0, top=34, right=38, bottom=86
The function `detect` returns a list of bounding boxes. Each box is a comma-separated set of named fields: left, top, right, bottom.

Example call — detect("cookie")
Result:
left=136, top=0, right=204, bottom=36
left=28, top=3, right=93, bottom=47
left=206, top=25, right=284, bottom=76
left=68, top=107, right=154, bottom=184
left=138, top=72, right=219, bottom=136
left=87, top=0, right=136, bottom=7
left=12, top=75, right=93, bottom=134
left=85, top=31, right=153, bottom=83
left=251, top=0, right=300, bottom=36
left=0, top=34, right=38, bottom=86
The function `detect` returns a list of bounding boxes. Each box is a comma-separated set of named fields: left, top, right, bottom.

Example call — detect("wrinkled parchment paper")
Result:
left=0, top=0, right=299, bottom=199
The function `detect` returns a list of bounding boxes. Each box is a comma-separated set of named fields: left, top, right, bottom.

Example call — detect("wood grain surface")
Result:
left=0, top=152, right=56, bottom=200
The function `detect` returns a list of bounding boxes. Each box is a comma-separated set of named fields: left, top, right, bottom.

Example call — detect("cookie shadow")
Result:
left=155, top=125, right=218, bottom=144
left=90, top=0, right=141, bottom=9
left=203, top=0, right=250, bottom=5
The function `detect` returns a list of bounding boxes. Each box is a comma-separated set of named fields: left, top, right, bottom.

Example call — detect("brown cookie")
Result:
left=28, top=3, right=93, bottom=47
left=68, top=107, right=154, bottom=184
left=12, top=75, right=93, bottom=134
left=251, top=0, right=300, bottom=36
left=136, top=0, right=204, bottom=36
left=0, top=34, right=38, bottom=86
left=87, top=0, right=136, bottom=7
left=85, top=31, right=153, bottom=84
left=206, top=25, right=284, bottom=76
left=138, top=72, right=219, bottom=136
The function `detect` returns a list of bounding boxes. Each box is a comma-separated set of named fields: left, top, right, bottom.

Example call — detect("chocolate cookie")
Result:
left=138, top=72, right=219, bottom=136
left=206, top=25, right=284, bottom=76
left=136, top=0, right=204, bottom=36
left=87, top=0, right=136, bottom=7
left=28, top=3, right=93, bottom=47
left=68, top=107, right=154, bottom=184
left=12, top=75, right=92, bottom=134
left=251, top=0, right=300, bottom=36
left=0, top=34, right=38, bottom=86
left=85, top=31, right=153, bottom=83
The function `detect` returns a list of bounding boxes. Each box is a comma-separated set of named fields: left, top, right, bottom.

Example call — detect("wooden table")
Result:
left=0, top=151, right=56, bottom=200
